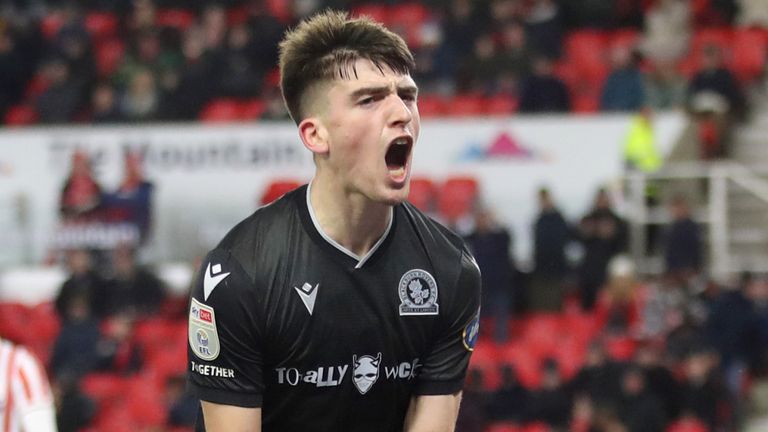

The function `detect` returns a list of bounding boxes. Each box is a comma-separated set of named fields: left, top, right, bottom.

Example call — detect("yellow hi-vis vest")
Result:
left=623, top=114, right=662, bottom=173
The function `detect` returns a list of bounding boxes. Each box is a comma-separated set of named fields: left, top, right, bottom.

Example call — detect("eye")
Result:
left=400, top=93, right=416, bottom=102
left=359, top=96, right=375, bottom=106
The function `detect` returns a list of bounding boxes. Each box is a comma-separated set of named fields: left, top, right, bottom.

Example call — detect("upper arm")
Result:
left=403, top=392, right=462, bottom=432
left=202, top=401, right=261, bottom=432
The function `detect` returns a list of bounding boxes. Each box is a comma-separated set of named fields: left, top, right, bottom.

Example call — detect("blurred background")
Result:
left=1, top=0, right=768, bottom=431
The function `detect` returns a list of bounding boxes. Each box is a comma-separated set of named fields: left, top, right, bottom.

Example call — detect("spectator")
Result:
left=465, top=208, right=515, bottom=342
left=617, top=365, right=667, bottom=432
left=601, top=46, right=644, bottom=112
left=102, top=151, right=154, bottom=243
left=457, top=33, right=503, bottom=94
left=94, top=313, right=142, bottom=374
left=120, top=68, right=159, bottom=121
left=576, top=188, right=628, bottom=310
left=663, top=196, right=702, bottom=278
left=518, top=56, right=570, bottom=113
left=216, top=23, right=262, bottom=98
left=36, top=57, right=83, bottom=124
left=0, top=26, right=26, bottom=118
left=53, top=374, right=96, bottom=432
left=525, top=0, right=563, bottom=59
left=570, top=341, right=624, bottom=405
left=634, top=341, right=681, bottom=420
left=0, top=337, right=58, bottom=431
left=641, top=0, right=691, bottom=63
left=54, top=248, right=108, bottom=322
left=488, top=364, right=529, bottom=422
left=595, top=257, right=642, bottom=335
left=644, top=60, right=687, bottom=111
left=526, top=358, right=571, bottom=428
left=678, top=347, right=729, bottom=429
left=59, top=150, right=103, bottom=222
left=162, top=27, right=215, bottom=120
left=455, top=368, right=489, bottom=432
left=90, top=82, right=122, bottom=123
left=50, top=293, right=101, bottom=379
left=496, top=21, right=533, bottom=96
left=440, top=0, right=485, bottom=82
left=530, top=187, right=571, bottom=311
left=166, top=374, right=198, bottom=427
left=103, top=245, right=166, bottom=317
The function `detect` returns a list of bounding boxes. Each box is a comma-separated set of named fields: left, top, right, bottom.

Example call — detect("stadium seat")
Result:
left=266, top=0, right=292, bottom=23
left=350, top=4, right=389, bottom=24
left=156, top=9, right=196, bottom=31
left=0, top=303, right=31, bottom=343
left=485, top=95, right=517, bottom=115
left=610, top=28, right=641, bottom=51
left=94, top=39, right=126, bottom=78
left=81, top=373, right=127, bottom=404
left=415, top=94, right=446, bottom=117
left=199, top=99, right=242, bottom=123
left=260, top=179, right=302, bottom=205
left=388, top=3, right=431, bottom=46
left=407, top=177, right=437, bottom=212
left=563, top=30, right=609, bottom=84
left=731, top=28, right=766, bottom=82
left=604, top=335, right=638, bottom=361
left=444, top=94, right=485, bottom=116
left=227, top=6, right=250, bottom=25
left=24, top=73, right=51, bottom=100
left=240, top=99, right=267, bottom=120
left=125, top=377, right=168, bottom=427
left=437, top=176, right=479, bottom=224
left=498, top=346, right=542, bottom=389
left=486, top=423, right=523, bottom=432
left=666, top=417, right=709, bottom=432
left=680, top=27, right=734, bottom=76
left=522, top=423, right=552, bottom=432
left=4, top=105, right=38, bottom=126
left=85, top=12, right=119, bottom=40
left=40, top=13, right=64, bottom=39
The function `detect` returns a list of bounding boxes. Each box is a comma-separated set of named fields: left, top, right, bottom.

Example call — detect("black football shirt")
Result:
left=187, top=184, right=481, bottom=431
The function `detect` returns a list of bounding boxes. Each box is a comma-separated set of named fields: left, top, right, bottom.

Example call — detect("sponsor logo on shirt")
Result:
left=398, top=269, right=439, bottom=316
left=294, top=282, right=319, bottom=315
left=203, top=262, right=230, bottom=301
left=189, top=298, right=220, bottom=361
left=274, top=355, right=421, bottom=392
left=462, top=313, right=480, bottom=352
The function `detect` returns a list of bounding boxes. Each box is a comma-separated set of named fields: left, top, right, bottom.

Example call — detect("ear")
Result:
left=298, top=117, right=329, bottom=156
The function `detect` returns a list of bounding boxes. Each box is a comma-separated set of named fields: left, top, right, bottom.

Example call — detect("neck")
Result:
left=309, top=178, right=392, bottom=258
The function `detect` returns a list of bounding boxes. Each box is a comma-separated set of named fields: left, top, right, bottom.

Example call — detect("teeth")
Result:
left=393, top=138, right=409, bottom=145
left=389, top=166, right=405, bottom=177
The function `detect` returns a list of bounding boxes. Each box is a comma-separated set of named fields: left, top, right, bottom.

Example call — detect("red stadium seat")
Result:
left=485, top=95, right=517, bottom=115
left=156, top=9, right=196, bottom=31
left=260, top=179, right=302, bottom=205
left=415, top=94, right=446, bottom=117
left=610, top=28, right=641, bottom=51
left=407, top=177, right=437, bottom=212
left=227, top=6, right=250, bottom=25
left=444, top=94, right=485, bottom=116
left=437, top=176, right=479, bottom=223
left=563, top=30, right=609, bottom=85
left=4, top=105, right=38, bottom=126
left=240, top=99, right=267, bottom=120
left=680, top=28, right=734, bottom=76
left=522, top=423, right=552, bottom=432
left=350, top=4, right=389, bottom=24
left=266, top=0, right=292, bottom=23
left=499, top=346, right=542, bottom=389
left=731, top=28, right=766, bottom=82
left=81, top=373, right=127, bottom=404
left=666, top=417, right=710, bottom=432
left=486, top=422, right=523, bottom=432
left=125, top=377, right=167, bottom=427
left=388, top=3, right=431, bottom=46
left=24, top=73, right=51, bottom=100
left=40, top=13, right=64, bottom=39
left=94, top=39, right=126, bottom=78
left=199, top=99, right=242, bottom=123
left=85, top=12, right=119, bottom=40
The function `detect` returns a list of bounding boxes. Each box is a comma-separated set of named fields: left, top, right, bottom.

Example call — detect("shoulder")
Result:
left=399, top=201, right=468, bottom=259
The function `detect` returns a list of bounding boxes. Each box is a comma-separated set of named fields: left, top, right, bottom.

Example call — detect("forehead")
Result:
left=330, top=58, right=416, bottom=91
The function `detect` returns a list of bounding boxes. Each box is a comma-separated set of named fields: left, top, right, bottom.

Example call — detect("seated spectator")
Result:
left=595, top=256, right=643, bottom=335
left=456, top=33, right=503, bottom=94
left=90, top=82, right=122, bottom=123
left=102, top=151, right=154, bottom=243
left=617, top=364, right=667, bottom=432
left=526, top=358, right=571, bottom=428
left=166, top=374, right=198, bottom=427
left=52, top=373, right=96, bottom=432
left=569, top=341, right=624, bottom=405
left=54, top=248, right=108, bottom=322
left=496, top=21, right=533, bottom=96
left=120, top=68, right=159, bottom=121
left=59, top=150, right=103, bottom=222
left=488, top=364, right=529, bottom=422
left=644, top=60, right=687, bottom=111
left=216, top=23, right=262, bottom=98
left=642, top=0, right=691, bottom=63
left=663, top=196, right=702, bottom=279
left=36, top=56, right=83, bottom=124
left=600, top=46, right=644, bottom=112
left=634, top=341, right=681, bottom=420
left=678, top=347, right=729, bottom=429
left=104, top=245, right=166, bottom=317
left=94, top=313, right=142, bottom=375
left=50, top=294, right=101, bottom=379
left=525, top=0, right=563, bottom=59
left=518, top=56, right=570, bottom=113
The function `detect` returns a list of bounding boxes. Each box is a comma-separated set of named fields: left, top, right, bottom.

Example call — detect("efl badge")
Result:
left=398, top=269, right=439, bottom=316
left=462, top=313, right=480, bottom=352
left=189, top=298, right=220, bottom=361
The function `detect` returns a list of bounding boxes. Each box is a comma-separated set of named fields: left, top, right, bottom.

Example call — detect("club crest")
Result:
left=398, top=269, right=439, bottom=316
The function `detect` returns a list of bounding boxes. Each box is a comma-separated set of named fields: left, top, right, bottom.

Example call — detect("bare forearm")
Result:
left=403, top=392, right=462, bottom=432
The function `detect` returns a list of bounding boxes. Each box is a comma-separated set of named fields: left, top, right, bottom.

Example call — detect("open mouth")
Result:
left=385, top=136, right=412, bottom=179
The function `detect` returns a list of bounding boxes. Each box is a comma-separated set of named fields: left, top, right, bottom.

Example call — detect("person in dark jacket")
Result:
left=518, top=56, right=570, bottom=113
left=530, top=187, right=571, bottom=311
left=663, top=196, right=702, bottom=278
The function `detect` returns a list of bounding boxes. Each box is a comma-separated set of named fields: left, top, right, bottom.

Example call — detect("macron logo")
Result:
left=203, top=263, right=230, bottom=301
left=294, top=283, right=319, bottom=315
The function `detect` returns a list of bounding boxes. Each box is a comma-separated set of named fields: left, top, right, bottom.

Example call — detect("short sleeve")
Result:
left=13, top=347, right=57, bottom=432
left=187, top=249, right=265, bottom=407
left=414, top=248, right=481, bottom=395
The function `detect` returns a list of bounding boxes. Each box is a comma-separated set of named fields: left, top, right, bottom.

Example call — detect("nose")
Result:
left=388, top=94, right=413, bottom=128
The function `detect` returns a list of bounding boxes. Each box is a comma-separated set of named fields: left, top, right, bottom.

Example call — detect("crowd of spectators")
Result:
left=0, top=0, right=764, bottom=126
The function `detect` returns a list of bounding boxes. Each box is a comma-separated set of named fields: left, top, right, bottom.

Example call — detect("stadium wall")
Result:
left=0, top=113, right=686, bottom=298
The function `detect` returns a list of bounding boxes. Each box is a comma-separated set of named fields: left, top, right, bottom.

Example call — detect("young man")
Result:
left=0, top=337, right=58, bottom=432
left=187, top=10, right=481, bottom=431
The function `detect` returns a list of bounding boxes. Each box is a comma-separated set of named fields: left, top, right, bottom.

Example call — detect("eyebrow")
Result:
left=349, top=84, right=419, bottom=101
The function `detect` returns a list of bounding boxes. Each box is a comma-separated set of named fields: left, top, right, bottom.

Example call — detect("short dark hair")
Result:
left=278, top=10, right=415, bottom=124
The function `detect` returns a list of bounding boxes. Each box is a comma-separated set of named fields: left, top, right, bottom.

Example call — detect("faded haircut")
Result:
left=278, top=9, right=415, bottom=125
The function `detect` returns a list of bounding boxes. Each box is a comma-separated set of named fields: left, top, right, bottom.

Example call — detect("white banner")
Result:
left=0, top=113, right=685, bottom=268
